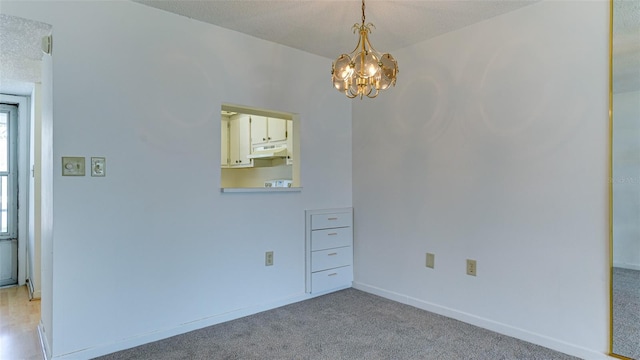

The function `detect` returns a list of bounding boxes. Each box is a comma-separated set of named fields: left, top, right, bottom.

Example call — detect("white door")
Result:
left=0, top=104, right=18, bottom=287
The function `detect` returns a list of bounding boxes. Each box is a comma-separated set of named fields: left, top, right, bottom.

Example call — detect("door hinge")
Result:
left=41, top=35, right=52, bottom=55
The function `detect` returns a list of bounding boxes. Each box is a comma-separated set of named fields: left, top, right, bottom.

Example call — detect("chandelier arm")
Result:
left=349, top=26, right=364, bottom=55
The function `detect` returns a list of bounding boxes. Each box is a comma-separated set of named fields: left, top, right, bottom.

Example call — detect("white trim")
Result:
left=38, top=321, right=50, bottom=360
left=221, top=187, right=302, bottom=193
left=51, top=291, right=322, bottom=359
left=0, top=94, right=30, bottom=287
left=29, top=276, right=41, bottom=299
left=613, top=262, right=640, bottom=271
left=26, top=278, right=34, bottom=299
left=353, top=281, right=613, bottom=360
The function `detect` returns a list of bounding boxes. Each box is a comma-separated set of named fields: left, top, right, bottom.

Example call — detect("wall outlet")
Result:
left=426, top=253, right=435, bottom=269
left=466, top=259, right=477, bottom=276
left=265, top=251, right=274, bottom=266
left=91, top=157, right=106, bottom=177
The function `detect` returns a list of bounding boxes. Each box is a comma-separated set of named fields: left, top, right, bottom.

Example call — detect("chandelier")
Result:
left=331, top=0, right=398, bottom=99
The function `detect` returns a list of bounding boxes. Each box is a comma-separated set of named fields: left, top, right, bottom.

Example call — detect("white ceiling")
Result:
left=132, top=0, right=540, bottom=59
left=0, top=1, right=638, bottom=95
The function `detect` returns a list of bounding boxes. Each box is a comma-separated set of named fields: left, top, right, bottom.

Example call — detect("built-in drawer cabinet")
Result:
left=306, top=208, right=353, bottom=294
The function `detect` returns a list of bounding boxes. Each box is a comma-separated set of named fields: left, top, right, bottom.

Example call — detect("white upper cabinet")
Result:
left=286, top=120, right=293, bottom=165
left=268, top=117, right=287, bottom=142
left=221, top=117, right=229, bottom=168
left=251, top=116, right=287, bottom=146
left=229, top=114, right=252, bottom=168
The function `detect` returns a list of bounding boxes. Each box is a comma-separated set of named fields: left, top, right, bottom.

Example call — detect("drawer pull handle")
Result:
left=328, top=273, right=338, bottom=276
left=328, top=253, right=338, bottom=256
left=328, top=217, right=338, bottom=220
left=328, top=233, right=338, bottom=236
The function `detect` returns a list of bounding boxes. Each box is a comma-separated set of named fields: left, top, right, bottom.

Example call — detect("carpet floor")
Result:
left=612, top=267, right=640, bottom=359
left=95, top=288, right=580, bottom=360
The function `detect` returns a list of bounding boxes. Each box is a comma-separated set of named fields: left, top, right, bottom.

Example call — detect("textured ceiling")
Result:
left=0, top=1, right=638, bottom=95
left=130, top=0, right=640, bottom=93
left=132, top=0, right=540, bottom=59
left=0, top=14, right=51, bottom=95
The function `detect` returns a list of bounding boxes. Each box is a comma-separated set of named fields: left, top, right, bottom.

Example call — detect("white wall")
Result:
left=613, top=90, right=640, bottom=270
left=1, top=1, right=352, bottom=359
left=352, top=1, right=609, bottom=359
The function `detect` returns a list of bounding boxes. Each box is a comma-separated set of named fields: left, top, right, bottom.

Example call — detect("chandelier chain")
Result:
left=361, top=0, right=365, bottom=25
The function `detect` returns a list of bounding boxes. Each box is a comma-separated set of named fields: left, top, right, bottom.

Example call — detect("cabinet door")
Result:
left=267, top=117, right=288, bottom=142
left=230, top=115, right=252, bottom=167
left=238, top=116, right=251, bottom=165
left=250, top=115, right=268, bottom=146
left=286, top=120, right=293, bottom=164
left=221, top=118, right=229, bottom=167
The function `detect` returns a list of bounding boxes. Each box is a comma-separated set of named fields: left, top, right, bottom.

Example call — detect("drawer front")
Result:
left=311, top=228, right=352, bottom=251
left=311, top=266, right=353, bottom=293
left=312, top=246, right=352, bottom=272
left=311, top=212, right=352, bottom=230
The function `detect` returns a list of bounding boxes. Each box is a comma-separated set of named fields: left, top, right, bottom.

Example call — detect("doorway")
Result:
left=0, top=104, right=19, bottom=287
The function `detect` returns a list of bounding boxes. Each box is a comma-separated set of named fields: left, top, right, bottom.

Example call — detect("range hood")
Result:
left=247, top=144, right=288, bottom=160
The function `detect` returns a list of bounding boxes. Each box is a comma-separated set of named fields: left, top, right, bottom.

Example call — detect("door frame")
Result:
left=0, top=93, right=31, bottom=286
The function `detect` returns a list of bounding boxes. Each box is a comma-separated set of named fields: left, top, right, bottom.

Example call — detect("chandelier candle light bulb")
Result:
left=331, top=0, right=398, bottom=99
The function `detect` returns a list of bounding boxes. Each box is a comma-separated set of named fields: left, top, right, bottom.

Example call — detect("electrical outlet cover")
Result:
left=426, top=253, right=435, bottom=268
left=466, top=259, right=477, bottom=276
left=91, top=157, right=106, bottom=177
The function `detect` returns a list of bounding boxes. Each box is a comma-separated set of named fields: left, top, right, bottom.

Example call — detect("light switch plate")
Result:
left=91, top=157, right=106, bottom=177
left=62, top=157, right=85, bottom=176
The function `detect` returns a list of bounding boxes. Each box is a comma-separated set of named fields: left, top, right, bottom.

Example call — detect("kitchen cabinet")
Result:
left=305, top=208, right=353, bottom=294
left=250, top=116, right=287, bottom=146
left=286, top=120, right=293, bottom=165
left=221, top=117, right=229, bottom=167
left=229, top=114, right=252, bottom=168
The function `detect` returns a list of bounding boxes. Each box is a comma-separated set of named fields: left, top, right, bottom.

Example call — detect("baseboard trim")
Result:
left=613, top=263, right=640, bottom=271
left=52, top=291, right=319, bottom=359
left=353, top=281, right=611, bottom=360
left=26, top=279, right=34, bottom=300
left=38, top=321, right=50, bottom=360
left=26, top=278, right=41, bottom=300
